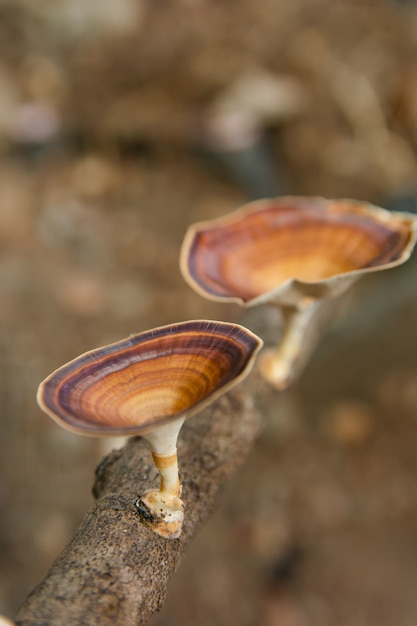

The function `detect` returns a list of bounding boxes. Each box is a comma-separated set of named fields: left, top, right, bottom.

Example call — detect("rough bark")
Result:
left=15, top=374, right=271, bottom=626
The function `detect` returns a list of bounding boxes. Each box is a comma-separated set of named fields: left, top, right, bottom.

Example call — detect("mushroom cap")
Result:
left=180, top=197, right=417, bottom=307
left=37, top=320, right=263, bottom=437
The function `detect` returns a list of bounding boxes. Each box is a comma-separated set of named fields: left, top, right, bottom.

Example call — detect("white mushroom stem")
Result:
left=259, top=298, right=326, bottom=389
left=143, top=416, right=185, bottom=496
left=151, top=451, right=181, bottom=497
left=138, top=417, right=186, bottom=540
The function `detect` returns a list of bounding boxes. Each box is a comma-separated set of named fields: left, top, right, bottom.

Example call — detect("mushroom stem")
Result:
left=259, top=298, right=325, bottom=389
left=151, top=451, right=181, bottom=498
left=137, top=417, right=186, bottom=539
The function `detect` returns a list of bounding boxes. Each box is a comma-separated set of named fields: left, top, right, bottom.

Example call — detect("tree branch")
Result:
left=15, top=374, right=271, bottom=626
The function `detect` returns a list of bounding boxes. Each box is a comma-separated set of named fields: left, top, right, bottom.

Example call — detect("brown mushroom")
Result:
left=180, top=197, right=417, bottom=389
left=37, top=320, right=263, bottom=539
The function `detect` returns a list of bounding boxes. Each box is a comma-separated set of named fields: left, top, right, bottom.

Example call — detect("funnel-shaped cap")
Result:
left=181, top=197, right=417, bottom=307
left=37, top=320, right=262, bottom=437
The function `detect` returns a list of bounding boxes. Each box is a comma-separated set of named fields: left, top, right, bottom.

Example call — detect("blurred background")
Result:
left=1, top=1, right=417, bottom=624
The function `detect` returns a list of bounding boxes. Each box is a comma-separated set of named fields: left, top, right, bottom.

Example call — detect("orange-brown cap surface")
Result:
left=180, top=197, right=417, bottom=307
left=37, top=320, right=263, bottom=437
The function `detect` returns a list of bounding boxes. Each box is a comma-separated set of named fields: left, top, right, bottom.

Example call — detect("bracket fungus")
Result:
left=37, top=320, right=262, bottom=539
left=180, top=197, right=417, bottom=389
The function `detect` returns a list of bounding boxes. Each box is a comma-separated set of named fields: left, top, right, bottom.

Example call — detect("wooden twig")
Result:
left=15, top=374, right=270, bottom=626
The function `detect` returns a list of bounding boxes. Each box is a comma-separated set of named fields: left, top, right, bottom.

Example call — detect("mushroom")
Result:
left=180, top=197, right=417, bottom=389
left=37, top=320, right=263, bottom=539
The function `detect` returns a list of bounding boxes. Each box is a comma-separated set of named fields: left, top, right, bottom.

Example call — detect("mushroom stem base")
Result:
left=259, top=299, right=324, bottom=389
left=258, top=347, right=295, bottom=390
left=136, top=490, right=185, bottom=540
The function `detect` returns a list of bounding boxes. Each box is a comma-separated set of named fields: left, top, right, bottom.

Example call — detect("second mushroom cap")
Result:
left=180, top=197, right=417, bottom=389
left=180, top=196, right=417, bottom=307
